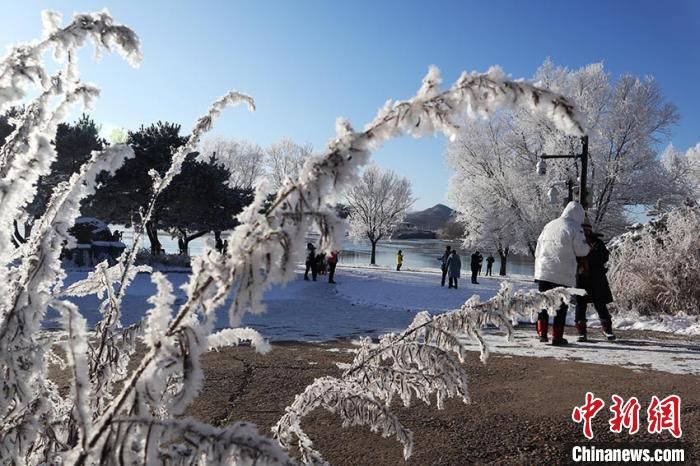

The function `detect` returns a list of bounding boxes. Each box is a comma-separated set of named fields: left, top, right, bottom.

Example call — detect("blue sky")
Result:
left=2, top=0, right=699, bottom=209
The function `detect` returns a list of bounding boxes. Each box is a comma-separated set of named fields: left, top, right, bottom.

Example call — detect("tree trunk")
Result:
left=180, top=229, right=209, bottom=256
left=23, top=219, right=33, bottom=239
left=146, top=220, right=162, bottom=255
left=498, top=246, right=509, bottom=276
left=370, top=240, right=378, bottom=265
left=214, top=230, right=223, bottom=252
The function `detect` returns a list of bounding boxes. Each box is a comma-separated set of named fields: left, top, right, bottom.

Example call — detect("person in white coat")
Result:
left=534, top=201, right=591, bottom=345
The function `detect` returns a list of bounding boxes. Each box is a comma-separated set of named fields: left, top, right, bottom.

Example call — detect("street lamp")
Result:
left=536, top=135, right=589, bottom=209
left=536, top=159, right=547, bottom=176
left=545, top=179, right=574, bottom=205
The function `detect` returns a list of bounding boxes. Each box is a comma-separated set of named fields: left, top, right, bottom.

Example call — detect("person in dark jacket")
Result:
left=396, top=250, right=403, bottom=271
left=470, top=251, right=482, bottom=284
left=439, top=245, right=452, bottom=286
left=304, top=243, right=317, bottom=281
left=485, top=254, right=495, bottom=276
left=327, top=250, right=338, bottom=284
left=575, top=225, right=616, bottom=341
left=446, top=249, right=462, bottom=289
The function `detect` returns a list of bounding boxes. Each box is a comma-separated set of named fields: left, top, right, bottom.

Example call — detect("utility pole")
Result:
left=537, top=136, right=589, bottom=209
left=579, top=136, right=588, bottom=209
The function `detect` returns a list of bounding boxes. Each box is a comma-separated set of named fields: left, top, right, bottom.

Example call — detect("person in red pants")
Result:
left=534, top=201, right=590, bottom=345
left=327, top=250, right=338, bottom=284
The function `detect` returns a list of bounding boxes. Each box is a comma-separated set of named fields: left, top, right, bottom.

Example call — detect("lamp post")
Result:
left=537, top=135, right=589, bottom=209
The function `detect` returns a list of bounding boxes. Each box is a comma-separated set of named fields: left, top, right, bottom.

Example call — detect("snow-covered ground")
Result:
left=461, top=330, right=700, bottom=376
left=53, top=264, right=700, bottom=376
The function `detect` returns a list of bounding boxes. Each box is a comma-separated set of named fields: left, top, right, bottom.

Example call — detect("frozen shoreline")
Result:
left=57, top=262, right=700, bottom=336
left=49, top=263, right=700, bottom=376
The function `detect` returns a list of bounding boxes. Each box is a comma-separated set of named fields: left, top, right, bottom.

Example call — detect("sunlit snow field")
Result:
left=51, top=264, right=700, bottom=376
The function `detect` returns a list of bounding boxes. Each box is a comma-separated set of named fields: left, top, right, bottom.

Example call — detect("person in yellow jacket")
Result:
left=396, top=250, right=403, bottom=271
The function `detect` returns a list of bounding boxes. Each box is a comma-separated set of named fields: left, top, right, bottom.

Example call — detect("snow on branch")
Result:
left=0, top=9, right=141, bottom=461
left=60, top=261, right=152, bottom=298
left=0, top=144, right=134, bottom=460
left=53, top=299, right=92, bottom=454
left=0, top=9, right=141, bottom=112
left=0, top=71, right=101, bottom=260
left=109, top=417, right=292, bottom=466
left=274, top=377, right=414, bottom=465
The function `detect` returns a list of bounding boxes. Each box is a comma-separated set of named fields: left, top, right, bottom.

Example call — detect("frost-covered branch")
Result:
left=275, top=377, right=413, bottom=465
left=0, top=9, right=141, bottom=112
left=208, top=327, right=271, bottom=353
left=0, top=143, right=135, bottom=459
left=73, top=91, right=256, bottom=444
left=0, top=10, right=140, bottom=462
left=109, top=417, right=292, bottom=466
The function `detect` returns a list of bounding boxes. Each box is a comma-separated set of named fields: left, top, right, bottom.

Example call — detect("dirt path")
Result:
left=186, top=339, right=698, bottom=465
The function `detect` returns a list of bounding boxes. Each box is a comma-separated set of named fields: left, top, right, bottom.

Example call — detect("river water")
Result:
left=119, top=229, right=535, bottom=277
left=336, top=238, right=534, bottom=276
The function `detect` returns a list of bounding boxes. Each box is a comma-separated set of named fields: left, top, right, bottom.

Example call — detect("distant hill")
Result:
left=404, top=204, right=455, bottom=231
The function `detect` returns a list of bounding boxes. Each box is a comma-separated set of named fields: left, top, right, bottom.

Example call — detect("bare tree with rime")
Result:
left=346, top=165, right=414, bottom=265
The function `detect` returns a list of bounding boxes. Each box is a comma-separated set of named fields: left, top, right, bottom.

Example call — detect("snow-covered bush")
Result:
left=608, top=201, right=700, bottom=316
left=0, top=10, right=585, bottom=465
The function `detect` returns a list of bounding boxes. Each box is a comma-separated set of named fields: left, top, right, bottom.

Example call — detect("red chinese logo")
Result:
left=609, top=395, right=641, bottom=434
left=647, top=395, right=682, bottom=438
left=572, top=393, right=682, bottom=439
left=572, top=392, right=605, bottom=439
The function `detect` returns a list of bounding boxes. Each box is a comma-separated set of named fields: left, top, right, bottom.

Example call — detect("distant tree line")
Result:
left=0, top=109, right=327, bottom=256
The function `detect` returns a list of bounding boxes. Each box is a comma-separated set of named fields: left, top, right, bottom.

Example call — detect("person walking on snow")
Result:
left=396, top=250, right=403, bottom=271
left=534, top=201, right=590, bottom=346
left=439, top=245, right=452, bottom=286
left=575, top=225, right=616, bottom=341
left=470, top=251, right=482, bottom=284
left=304, top=243, right=318, bottom=281
left=485, top=254, right=495, bottom=276
left=327, top=250, right=338, bottom=284
left=446, top=249, right=462, bottom=289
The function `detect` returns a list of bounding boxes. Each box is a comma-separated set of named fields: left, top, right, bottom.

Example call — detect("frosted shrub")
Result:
left=0, top=9, right=585, bottom=465
left=609, top=201, right=700, bottom=316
